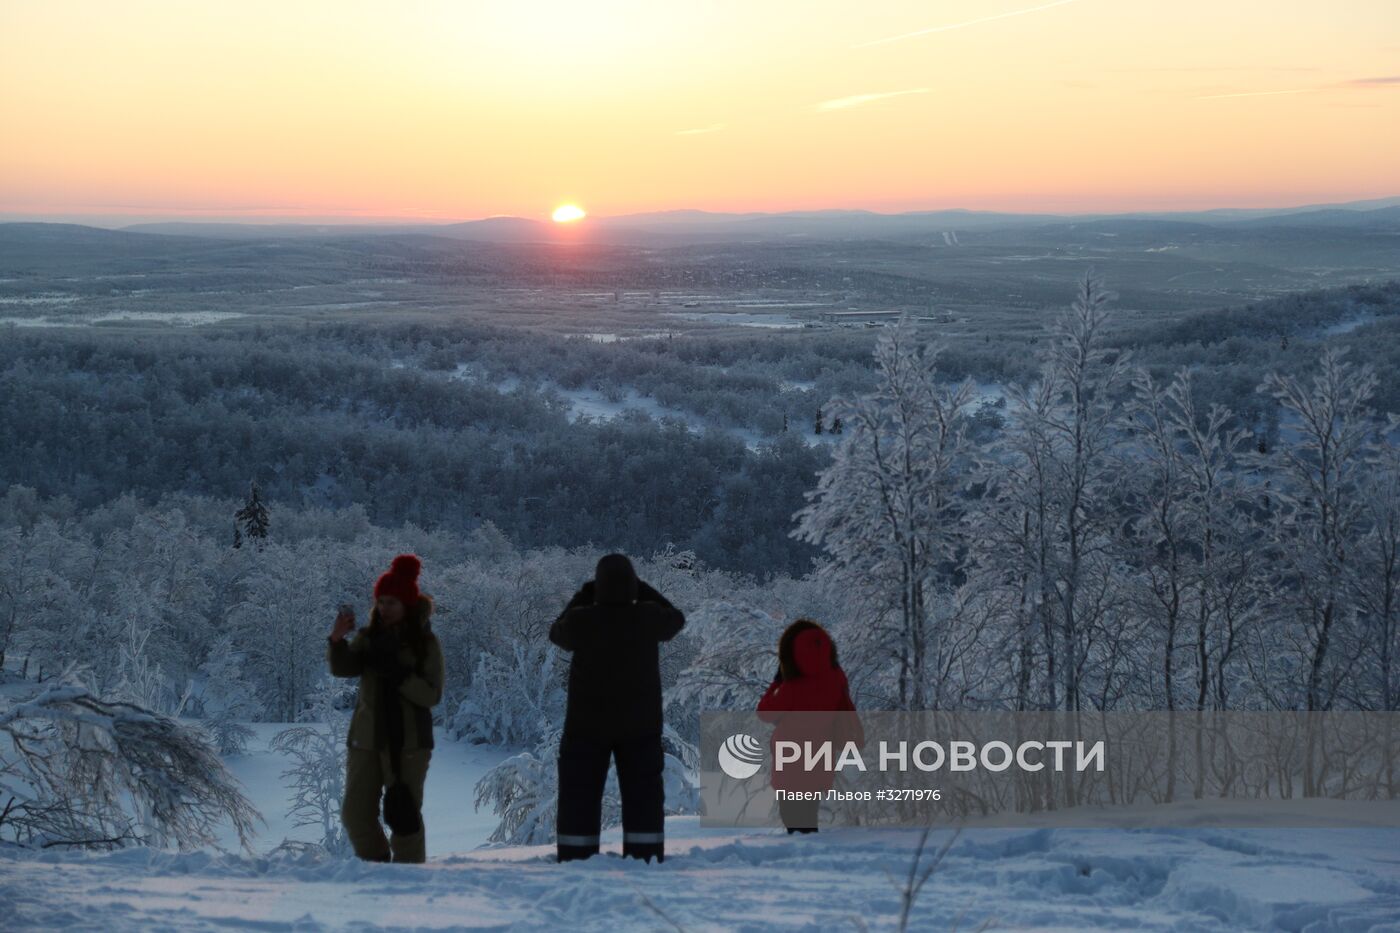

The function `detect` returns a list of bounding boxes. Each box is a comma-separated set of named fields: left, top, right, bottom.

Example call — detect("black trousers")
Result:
left=779, top=797, right=820, bottom=834
left=557, top=731, right=665, bottom=863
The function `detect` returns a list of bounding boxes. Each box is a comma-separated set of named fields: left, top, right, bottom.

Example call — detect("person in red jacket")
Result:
left=756, top=619, right=862, bottom=833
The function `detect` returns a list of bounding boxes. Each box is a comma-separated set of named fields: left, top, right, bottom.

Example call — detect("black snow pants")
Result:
left=556, top=731, right=665, bottom=863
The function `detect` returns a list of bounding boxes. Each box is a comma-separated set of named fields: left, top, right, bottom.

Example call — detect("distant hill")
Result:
left=1219, top=205, right=1400, bottom=229
left=118, top=221, right=430, bottom=239
left=4, top=197, right=1397, bottom=248
left=0, top=221, right=232, bottom=266
left=433, top=216, right=557, bottom=242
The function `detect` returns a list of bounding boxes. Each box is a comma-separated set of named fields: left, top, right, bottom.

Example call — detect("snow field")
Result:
left=5, top=723, right=1400, bottom=929
left=6, top=822, right=1400, bottom=930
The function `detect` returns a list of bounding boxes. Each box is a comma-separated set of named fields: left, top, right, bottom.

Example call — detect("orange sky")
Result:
left=2, top=0, right=1398, bottom=223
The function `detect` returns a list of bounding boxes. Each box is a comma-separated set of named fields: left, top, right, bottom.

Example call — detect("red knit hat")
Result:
left=374, top=554, right=422, bottom=606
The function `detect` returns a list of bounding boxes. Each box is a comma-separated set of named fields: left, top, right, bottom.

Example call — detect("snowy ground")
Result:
left=448, top=364, right=783, bottom=451
left=663, top=310, right=806, bottom=329
left=212, top=725, right=511, bottom=853
left=6, top=821, right=1400, bottom=930
left=5, top=726, right=1400, bottom=930
left=0, top=310, right=245, bottom=327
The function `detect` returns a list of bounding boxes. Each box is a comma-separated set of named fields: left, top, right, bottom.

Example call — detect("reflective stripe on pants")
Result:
left=557, top=833, right=601, bottom=847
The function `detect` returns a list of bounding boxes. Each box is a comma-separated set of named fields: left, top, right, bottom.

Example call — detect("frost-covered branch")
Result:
left=0, top=682, right=261, bottom=852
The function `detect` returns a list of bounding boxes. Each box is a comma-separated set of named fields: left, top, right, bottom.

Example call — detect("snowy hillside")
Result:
left=5, top=821, right=1399, bottom=930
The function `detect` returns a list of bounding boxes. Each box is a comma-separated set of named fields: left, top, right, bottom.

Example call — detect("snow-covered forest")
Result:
left=4, top=273, right=1399, bottom=827
left=3, top=256, right=1400, bottom=926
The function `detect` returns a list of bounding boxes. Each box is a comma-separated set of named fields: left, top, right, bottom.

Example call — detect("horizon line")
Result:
left=2, top=194, right=1398, bottom=229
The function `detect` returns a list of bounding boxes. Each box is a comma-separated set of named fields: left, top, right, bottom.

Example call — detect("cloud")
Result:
left=1196, top=76, right=1400, bottom=100
left=1118, top=66, right=1322, bottom=74
left=853, top=0, right=1081, bottom=49
left=814, top=88, right=932, bottom=112
left=674, top=124, right=726, bottom=136
left=1194, top=88, right=1316, bottom=100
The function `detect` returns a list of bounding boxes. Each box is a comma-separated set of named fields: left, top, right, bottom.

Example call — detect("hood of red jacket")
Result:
left=793, top=627, right=834, bottom=677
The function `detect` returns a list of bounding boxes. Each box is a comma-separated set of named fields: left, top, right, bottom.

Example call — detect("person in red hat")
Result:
left=327, top=554, right=444, bottom=863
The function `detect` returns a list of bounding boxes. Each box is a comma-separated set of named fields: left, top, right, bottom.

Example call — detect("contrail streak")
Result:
left=854, top=0, right=1082, bottom=48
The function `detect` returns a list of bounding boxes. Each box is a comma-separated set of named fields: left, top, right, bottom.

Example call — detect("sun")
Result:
left=552, top=204, right=587, bottom=223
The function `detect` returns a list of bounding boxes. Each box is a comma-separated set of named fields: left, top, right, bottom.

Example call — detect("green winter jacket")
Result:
left=327, top=595, right=444, bottom=751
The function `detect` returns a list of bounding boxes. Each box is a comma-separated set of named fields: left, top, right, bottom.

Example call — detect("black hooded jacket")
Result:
left=549, top=555, right=685, bottom=740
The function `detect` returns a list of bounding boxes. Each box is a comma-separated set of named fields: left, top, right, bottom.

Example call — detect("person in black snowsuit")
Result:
left=549, top=553, right=685, bottom=863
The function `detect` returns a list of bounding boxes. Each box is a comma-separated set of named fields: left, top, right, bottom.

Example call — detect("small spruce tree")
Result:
left=234, top=481, right=270, bottom=549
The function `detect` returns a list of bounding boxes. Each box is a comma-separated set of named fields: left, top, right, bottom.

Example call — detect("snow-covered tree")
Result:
left=1126, top=368, right=1259, bottom=714
left=1258, top=349, right=1378, bottom=712
left=1039, top=274, right=1135, bottom=711
left=270, top=681, right=353, bottom=855
left=795, top=316, right=976, bottom=708
left=669, top=600, right=783, bottom=714
left=473, top=725, right=698, bottom=846
left=225, top=542, right=347, bottom=721
left=473, top=729, right=570, bottom=845
left=109, top=609, right=196, bottom=718
left=449, top=638, right=566, bottom=748
left=1349, top=418, right=1400, bottom=711
left=234, top=481, right=270, bottom=548
left=0, top=524, right=41, bottom=671
left=197, top=636, right=258, bottom=755
left=981, top=274, right=1133, bottom=712
left=0, top=680, right=260, bottom=851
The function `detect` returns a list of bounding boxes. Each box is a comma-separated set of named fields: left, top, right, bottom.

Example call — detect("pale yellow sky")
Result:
left=2, top=0, right=1397, bottom=222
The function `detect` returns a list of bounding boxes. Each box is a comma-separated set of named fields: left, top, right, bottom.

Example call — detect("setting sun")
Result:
left=552, top=204, right=586, bottom=223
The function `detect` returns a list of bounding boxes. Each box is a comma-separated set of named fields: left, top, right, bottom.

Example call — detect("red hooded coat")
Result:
left=756, top=628, right=864, bottom=793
